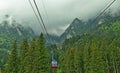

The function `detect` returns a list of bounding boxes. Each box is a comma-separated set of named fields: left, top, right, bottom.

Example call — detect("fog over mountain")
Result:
left=0, top=0, right=120, bottom=35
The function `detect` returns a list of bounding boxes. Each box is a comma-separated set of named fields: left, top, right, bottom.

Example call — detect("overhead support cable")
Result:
left=28, top=0, right=45, bottom=34
left=33, top=0, right=51, bottom=42
left=41, top=0, right=57, bottom=45
left=92, top=0, right=116, bottom=24
left=41, top=0, right=49, bottom=21
left=71, top=0, right=117, bottom=48
left=28, top=0, right=50, bottom=42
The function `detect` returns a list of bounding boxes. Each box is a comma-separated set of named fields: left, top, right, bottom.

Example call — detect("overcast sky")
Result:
left=0, top=0, right=120, bottom=35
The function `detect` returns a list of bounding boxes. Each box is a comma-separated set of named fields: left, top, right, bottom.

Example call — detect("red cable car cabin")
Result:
left=52, top=60, right=58, bottom=68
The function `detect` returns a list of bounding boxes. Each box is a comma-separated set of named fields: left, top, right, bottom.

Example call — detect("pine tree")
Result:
left=19, top=38, right=29, bottom=73
left=63, top=48, right=75, bottom=73
left=89, top=38, right=105, bottom=73
left=58, top=49, right=65, bottom=73
left=83, top=43, right=91, bottom=73
left=100, top=37, right=111, bottom=73
left=108, top=39, right=120, bottom=73
left=5, top=40, right=19, bottom=73
left=24, top=38, right=36, bottom=73
left=74, top=48, right=81, bottom=73
left=35, top=33, right=50, bottom=73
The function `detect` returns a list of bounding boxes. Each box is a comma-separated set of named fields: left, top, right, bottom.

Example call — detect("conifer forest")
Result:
left=0, top=0, right=120, bottom=73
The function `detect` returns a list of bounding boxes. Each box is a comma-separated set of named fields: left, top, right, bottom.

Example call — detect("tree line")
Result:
left=0, top=33, right=51, bottom=73
left=0, top=34, right=120, bottom=73
left=58, top=35, right=120, bottom=73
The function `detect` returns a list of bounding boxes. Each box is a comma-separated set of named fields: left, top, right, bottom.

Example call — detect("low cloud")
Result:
left=0, top=0, right=120, bottom=36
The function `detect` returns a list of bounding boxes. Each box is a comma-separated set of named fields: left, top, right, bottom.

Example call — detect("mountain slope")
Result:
left=0, top=16, right=36, bottom=68
left=60, top=18, right=87, bottom=41
left=61, top=17, right=120, bottom=49
left=60, top=13, right=120, bottom=42
left=0, top=16, right=35, bottom=42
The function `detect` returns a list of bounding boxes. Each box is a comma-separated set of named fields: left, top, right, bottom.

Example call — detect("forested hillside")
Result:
left=0, top=11, right=120, bottom=73
left=1, top=0, right=120, bottom=73
left=0, top=18, right=120, bottom=73
left=58, top=19, right=120, bottom=73
left=59, top=35, right=120, bottom=73
left=0, top=35, right=11, bottom=68
left=0, top=15, right=35, bottom=43
left=0, top=33, right=51, bottom=73
left=0, top=15, right=36, bottom=69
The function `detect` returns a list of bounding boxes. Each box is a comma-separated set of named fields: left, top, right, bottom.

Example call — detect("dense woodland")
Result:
left=58, top=20, right=120, bottom=73
left=0, top=23, right=120, bottom=73
left=0, top=14, right=120, bottom=73
left=58, top=35, right=120, bottom=73
left=0, top=33, right=50, bottom=73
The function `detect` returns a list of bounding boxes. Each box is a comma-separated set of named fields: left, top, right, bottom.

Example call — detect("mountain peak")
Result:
left=60, top=18, right=85, bottom=40
left=71, top=18, right=82, bottom=25
left=74, top=18, right=80, bottom=21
